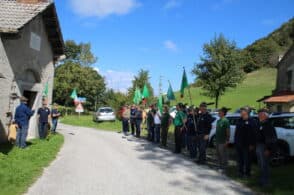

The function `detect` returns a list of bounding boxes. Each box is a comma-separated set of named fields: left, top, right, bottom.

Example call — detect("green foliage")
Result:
left=0, top=134, right=64, bottom=195
left=176, top=68, right=276, bottom=111
left=53, top=40, right=105, bottom=111
left=128, top=69, right=154, bottom=103
left=63, top=40, right=97, bottom=66
left=102, top=89, right=129, bottom=112
left=243, top=18, right=294, bottom=72
left=192, top=34, right=245, bottom=108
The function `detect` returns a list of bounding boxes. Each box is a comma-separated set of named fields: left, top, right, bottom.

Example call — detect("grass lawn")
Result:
left=226, top=162, right=294, bottom=195
left=61, top=115, right=122, bottom=132
left=174, top=68, right=277, bottom=110
left=0, top=134, right=64, bottom=195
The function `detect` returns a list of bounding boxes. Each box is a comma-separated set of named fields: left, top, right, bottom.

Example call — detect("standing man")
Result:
left=234, top=107, right=257, bottom=178
left=51, top=103, right=61, bottom=134
left=256, top=108, right=277, bottom=186
left=161, top=106, right=171, bottom=147
left=147, top=105, right=156, bottom=141
left=154, top=107, right=162, bottom=143
left=173, top=103, right=187, bottom=153
left=215, top=107, right=231, bottom=171
left=196, top=102, right=213, bottom=164
left=37, top=101, right=51, bottom=139
left=186, top=107, right=197, bottom=159
left=122, top=105, right=130, bottom=135
left=14, top=96, right=35, bottom=148
left=135, top=106, right=143, bottom=138
left=130, top=105, right=137, bottom=135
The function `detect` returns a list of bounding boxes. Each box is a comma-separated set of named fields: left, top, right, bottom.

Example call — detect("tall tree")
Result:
left=128, top=69, right=154, bottom=103
left=192, top=34, right=245, bottom=108
left=53, top=41, right=105, bottom=110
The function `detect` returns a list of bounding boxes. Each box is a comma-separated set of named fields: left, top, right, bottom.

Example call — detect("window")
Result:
left=270, top=116, right=294, bottom=129
left=99, top=108, right=113, bottom=113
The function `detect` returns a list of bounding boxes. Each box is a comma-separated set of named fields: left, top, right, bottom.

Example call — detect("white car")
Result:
left=209, top=113, right=243, bottom=147
left=269, top=113, right=294, bottom=163
left=93, top=107, right=116, bottom=122
left=209, top=112, right=294, bottom=163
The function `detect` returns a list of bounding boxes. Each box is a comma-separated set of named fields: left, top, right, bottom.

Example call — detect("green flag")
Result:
left=142, top=84, right=150, bottom=99
left=42, top=82, right=49, bottom=97
left=133, top=88, right=142, bottom=105
left=70, top=89, right=78, bottom=99
left=167, top=83, right=175, bottom=101
left=180, top=69, right=188, bottom=98
left=158, top=94, right=163, bottom=113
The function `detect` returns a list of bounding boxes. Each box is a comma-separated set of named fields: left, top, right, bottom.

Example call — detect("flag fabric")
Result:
left=70, top=89, right=78, bottom=99
left=157, top=94, right=163, bottom=113
left=167, top=83, right=175, bottom=101
left=142, top=84, right=150, bottom=99
left=133, top=88, right=142, bottom=105
left=42, top=82, right=49, bottom=97
left=180, top=69, right=189, bottom=98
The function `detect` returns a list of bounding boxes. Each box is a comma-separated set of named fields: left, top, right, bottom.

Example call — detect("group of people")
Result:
left=121, top=101, right=277, bottom=187
left=13, top=96, right=61, bottom=148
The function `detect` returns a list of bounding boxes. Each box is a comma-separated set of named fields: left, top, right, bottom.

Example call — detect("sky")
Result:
left=54, top=0, right=294, bottom=94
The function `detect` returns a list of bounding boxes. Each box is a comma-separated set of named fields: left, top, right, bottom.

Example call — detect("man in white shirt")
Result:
left=154, top=108, right=161, bottom=143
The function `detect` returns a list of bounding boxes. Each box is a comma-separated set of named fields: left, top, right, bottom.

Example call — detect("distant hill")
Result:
left=174, top=68, right=277, bottom=111
left=243, top=18, right=294, bottom=72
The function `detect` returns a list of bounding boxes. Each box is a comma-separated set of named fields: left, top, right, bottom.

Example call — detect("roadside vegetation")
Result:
left=0, top=134, right=64, bottom=195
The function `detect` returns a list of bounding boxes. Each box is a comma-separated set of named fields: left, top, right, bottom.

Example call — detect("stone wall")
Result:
left=276, top=48, right=294, bottom=92
left=0, top=14, right=55, bottom=142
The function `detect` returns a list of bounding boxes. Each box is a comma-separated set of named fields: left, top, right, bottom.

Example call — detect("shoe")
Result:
left=196, top=160, right=206, bottom=165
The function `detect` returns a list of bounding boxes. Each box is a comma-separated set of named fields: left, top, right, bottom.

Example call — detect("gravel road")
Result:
left=26, top=124, right=252, bottom=195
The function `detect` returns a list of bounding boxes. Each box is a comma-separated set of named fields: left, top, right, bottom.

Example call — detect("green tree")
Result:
left=102, top=89, right=129, bottom=111
left=127, top=69, right=154, bottom=104
left=192, top=34, right=245, bottom=108
left=63, top=40, right=97, bottom=66
left=53, top=41, right=105, bottom=110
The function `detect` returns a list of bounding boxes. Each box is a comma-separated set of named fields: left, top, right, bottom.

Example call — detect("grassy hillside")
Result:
left=174, top=68, right=276, bottom=111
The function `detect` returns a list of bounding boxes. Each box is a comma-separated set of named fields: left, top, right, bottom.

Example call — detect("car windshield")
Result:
left=99, top=108, right=113, bottom=113
left=270, top=116, right=294, bottom=129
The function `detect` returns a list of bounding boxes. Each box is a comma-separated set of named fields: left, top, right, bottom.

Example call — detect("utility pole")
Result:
left=159, top=75, right=163, bottom=95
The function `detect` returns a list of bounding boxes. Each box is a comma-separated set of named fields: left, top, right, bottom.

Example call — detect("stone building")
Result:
left=259, top=45, right=294, bottom=112
left=0, top=0, right=64, bottom=142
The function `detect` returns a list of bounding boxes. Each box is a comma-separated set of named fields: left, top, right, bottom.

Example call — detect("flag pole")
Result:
left=183, top=66, right=198, bottom=132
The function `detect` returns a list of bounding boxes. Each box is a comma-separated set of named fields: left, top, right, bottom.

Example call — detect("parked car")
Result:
left=93, top=107, right=116, bottom=122
left=269, top=113, right=294, bottom=165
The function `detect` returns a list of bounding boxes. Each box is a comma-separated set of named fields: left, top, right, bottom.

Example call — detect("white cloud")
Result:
left=101, top=69, right=135, bottom=93
left=69, top=0, right=140, bottom=18
left=164, top=40, right=178, bottom=52
left=93, top=67, right=100, bottom=73
left=164, top=0, right=181, bottom=10
left=211, top=0, right=235, bottom=11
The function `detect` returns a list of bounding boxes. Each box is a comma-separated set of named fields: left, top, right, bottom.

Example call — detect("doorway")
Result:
left=23, top=90, right=37, bottom=109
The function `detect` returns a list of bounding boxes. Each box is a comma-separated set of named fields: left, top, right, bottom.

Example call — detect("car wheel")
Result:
left=270, top=143, right=288, bottom=167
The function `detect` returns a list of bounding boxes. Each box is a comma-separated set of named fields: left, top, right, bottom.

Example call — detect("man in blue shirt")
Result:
left=37, top=102, right=50, bottom=139
left=14, top=96, right=35, bottom=148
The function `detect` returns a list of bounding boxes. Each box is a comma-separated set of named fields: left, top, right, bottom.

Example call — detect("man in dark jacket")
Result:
left=37, top=101, right=51, bottom=139
left=234, top=107, right=257, bottom=177
left=196, top=102, right=213, bottom=164
left=186, top=107, right=197, bottom=159
left=256, top=108, right=277, bottom=186
left=14, top=96, right=35, bottom=148
left=130, top=105, right=137, bottom=135
left=147, top=105, right=156, bottom=141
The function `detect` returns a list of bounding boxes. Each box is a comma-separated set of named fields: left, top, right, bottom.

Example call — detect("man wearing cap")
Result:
left=37, top=101, right=51, bottom=139
left=216, top=107, right=230, bottom=171
left=173, top=103, right=187, bottom=153
left=130, top=105, right=137, bottom=136
left=196, top=102, right=213, bottom=164
left=122, top=105, right=130, bottom=135
left=234, top=107, right=258, bottom=177
left=256, top=108, right=277, bottom=186
left=14, top=96, right=35, bottom=148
